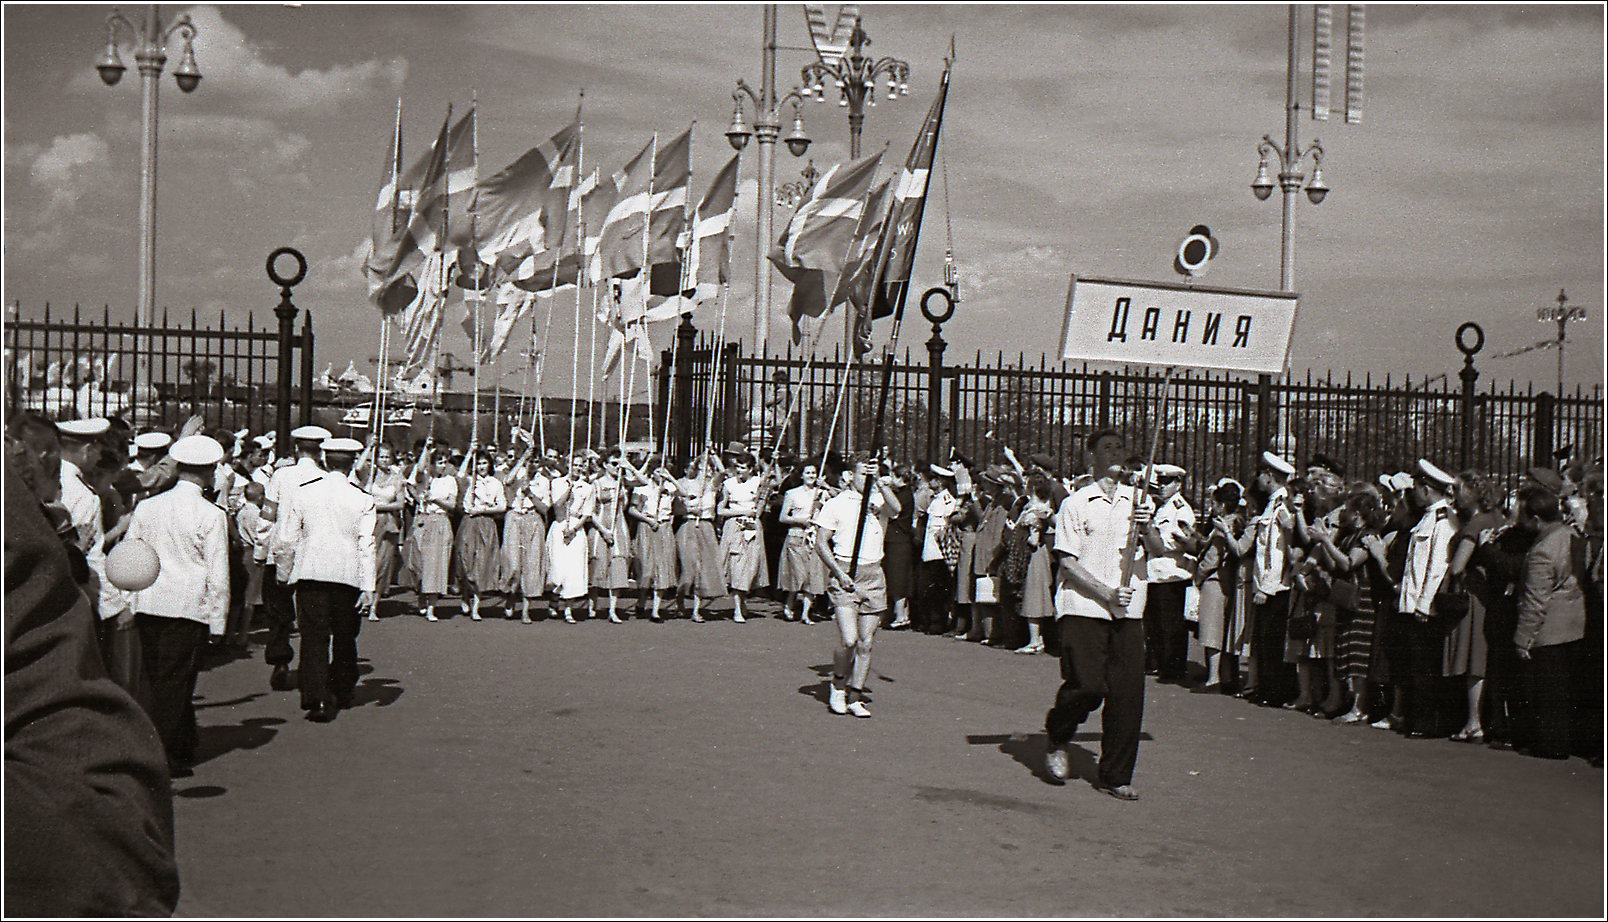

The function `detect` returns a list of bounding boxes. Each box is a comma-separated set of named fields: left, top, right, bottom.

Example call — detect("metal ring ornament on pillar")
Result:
left=920, top=286, right=955, bottom=325
left=266, top=247, right=307, bottom=289
left=1455, top=321, right=1484, bottom=358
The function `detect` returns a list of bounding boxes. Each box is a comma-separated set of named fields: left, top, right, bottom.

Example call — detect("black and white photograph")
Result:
left=3, top=3, right=1603, bottom=917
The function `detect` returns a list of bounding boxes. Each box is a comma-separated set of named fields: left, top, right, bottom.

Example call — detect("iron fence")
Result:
left=662, top=331, right=1603, bottom=508
left=4, top=303, right=312, bottom=437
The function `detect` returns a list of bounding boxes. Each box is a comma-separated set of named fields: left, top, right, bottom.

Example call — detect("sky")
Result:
left=3, top=3, right=1604, bottom=405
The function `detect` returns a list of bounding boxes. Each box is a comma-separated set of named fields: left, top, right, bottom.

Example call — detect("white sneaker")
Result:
left=828, top=685, right=848, bottom=715
left=847, top=701, right=872, bottom=719
left=1045, top=745, right=1071, bottom=780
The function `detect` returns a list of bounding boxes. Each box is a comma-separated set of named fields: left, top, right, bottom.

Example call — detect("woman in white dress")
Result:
left=546, top=452, right=599, bottom=623
left=717, top=451, right=770, bottom=623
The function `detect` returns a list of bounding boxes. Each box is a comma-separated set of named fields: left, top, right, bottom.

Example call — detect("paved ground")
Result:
left=171, top=598, right=1603, bottom=918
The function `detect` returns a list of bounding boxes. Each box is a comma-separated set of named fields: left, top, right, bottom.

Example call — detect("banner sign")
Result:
left=1059, top=275, right=1299, bottom=374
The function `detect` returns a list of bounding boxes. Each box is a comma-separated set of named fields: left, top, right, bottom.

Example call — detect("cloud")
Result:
left=163, top=114, right=313, bottom=193
left=181, top=5, right=407, bottom=114
left=69, top=6, right=406, bottom=114
left=28, top=132, right=111, bottom=222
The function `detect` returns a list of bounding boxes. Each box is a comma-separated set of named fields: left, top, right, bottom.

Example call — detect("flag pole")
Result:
left=535, top=293, right=554, bottom=456
left=1119, top=365, right=1177, bottom=586
left=588, top=285, right=599, bottom=450
left=625, top=131, right=658, bottom=455
left=567, top=91, right=586, bottom=457
left=846, top=64, right=951, bottom=576
left=468, top=93, right=483, bottom=448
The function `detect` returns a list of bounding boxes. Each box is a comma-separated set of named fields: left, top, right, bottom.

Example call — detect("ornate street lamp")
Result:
left=95, top=4, right=202, bottom=391
left=1537, top=289, right=1588, bottom=397
left=773, top=160, right=821, bottom=209
left=800, top=15, right=910, bottom=160
left=725, top=5, right=813, bottom=355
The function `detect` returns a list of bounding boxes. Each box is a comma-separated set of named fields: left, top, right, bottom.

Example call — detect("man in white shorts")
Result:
left=814, top=457, right=903, bottom=717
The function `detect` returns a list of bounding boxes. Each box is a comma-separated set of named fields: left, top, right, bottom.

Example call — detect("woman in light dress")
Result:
left=500, top=443, right=551, bottom=624
left=676, top=451, right=725, bottom=622
left=629, top=457, right=680, bottom=622
left=407, top=446, right=458, bottom=621
left=589, top=451, right=635, bottom=623
left=359, top=442, right=409, bottom=621
left=454, top=449, right=507, bottom=621
left=546, top=452, right=600, bottom=623
left=717, top=451, right=770, bottom=623
left=776, top=459, right=830, bottom=624
left=1194, top=479, right=1250, bottom=691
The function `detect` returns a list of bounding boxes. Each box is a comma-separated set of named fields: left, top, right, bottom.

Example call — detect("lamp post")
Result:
left=1248, top=4, right=1328, bottom=457
left=1537, top=288, right=1587, bottom=397
left=800, top=14, right=910, bottom=360
left=1249, top=5, right=1329, bottom=294
left=95, top=4, right=201, bottom=393
left=725, top=5, right=813, bottom=357
left=800, top=15, right=911, bottom=160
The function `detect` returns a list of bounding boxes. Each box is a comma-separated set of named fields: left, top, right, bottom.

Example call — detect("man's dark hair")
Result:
left=1518, top=485, right=1562, bottom=523
left=1085, top=427, right=1122, bottom=453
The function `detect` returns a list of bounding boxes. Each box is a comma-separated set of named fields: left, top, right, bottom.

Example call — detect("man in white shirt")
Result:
left=1399, top=457, right=1459, bottom=737
left=1044, top=428, right=1153, bottom=802
left=259, top=425, right=330, bottom=691
left=55, top=419, right=127, bottom=645
left=1141, top=463, right=1198, bottom=684
left=814, top=457, right=902, bottom=718
left=1248, top=450, right=1299, bottom=706
left=274, top=438, right=376, bottom=721
left=122, top=435, right=230, bottom=776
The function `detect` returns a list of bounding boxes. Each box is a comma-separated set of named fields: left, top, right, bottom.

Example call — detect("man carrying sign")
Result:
left=1043, top=428, right=1154, bottom=801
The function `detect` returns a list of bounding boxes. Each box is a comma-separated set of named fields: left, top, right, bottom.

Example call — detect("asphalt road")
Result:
left=171, top=598, right=1603, bottom=918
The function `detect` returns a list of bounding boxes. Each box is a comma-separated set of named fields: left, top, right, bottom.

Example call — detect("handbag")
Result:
left=1431, top=574, right=1470, bottom=622
left=973, top=575, right=998, bottom=604
left=1286, top=591, right=1317, bottom=641
left=1002, top=527, right=1034, bottom=585
left=1328, top=578, right=1363, bottom=610
left=937, top=526, right=962, bottom=568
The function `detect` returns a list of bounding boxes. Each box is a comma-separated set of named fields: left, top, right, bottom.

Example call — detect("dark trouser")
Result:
left=1045, top=617, right=1146, bottom=788
left=1523, top=639, right=1580, bottom=759
left=1143, top=580, right=1190, bottom=680
left=1251, top=591, right=1295, bottom=704
left=915, top=560, right=955, bottom=635
left=135, top=614, right=207, bottom=767
left=1573, top=584, right=1603, bottom=761
left=1406, top=615, right=1455, bottom=736
left=1483, top=627, right=1527, bottom=746
left=293, top=580, right=363, bottom=710
left=262, top=566, right=296, bottom=668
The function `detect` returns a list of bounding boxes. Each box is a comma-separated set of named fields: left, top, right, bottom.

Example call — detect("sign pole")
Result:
left=1119, top=364, right=1176, bottom=587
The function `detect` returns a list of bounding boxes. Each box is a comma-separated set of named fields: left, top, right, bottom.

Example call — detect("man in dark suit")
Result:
left=4, top=465, right=181, bottom=915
